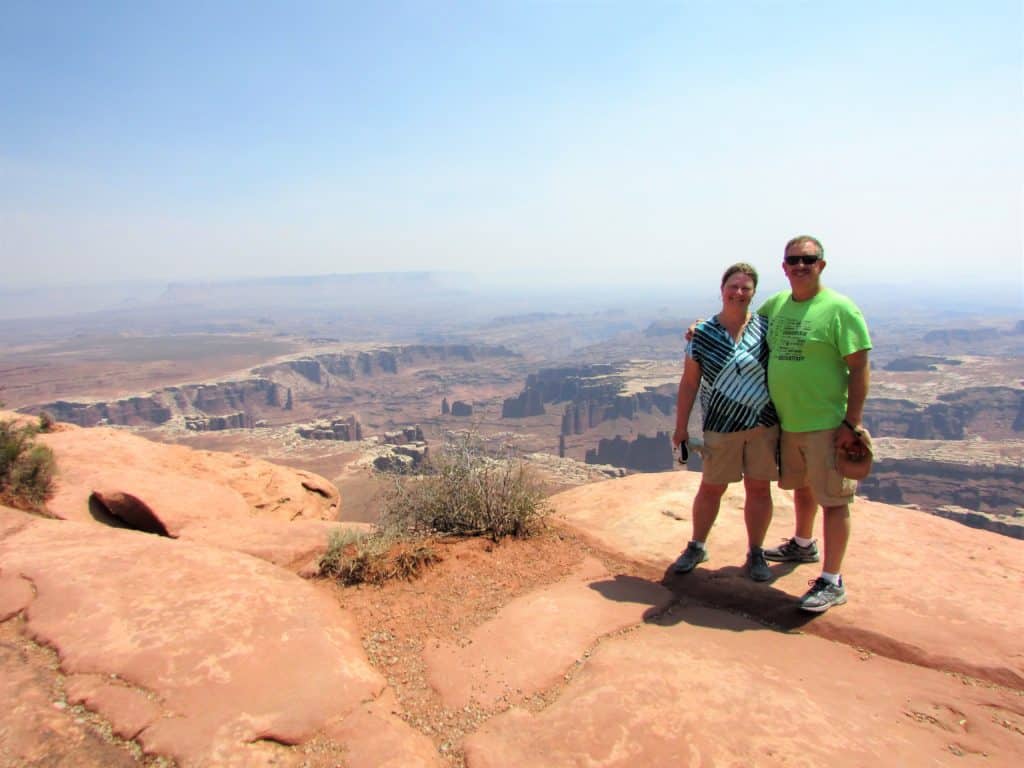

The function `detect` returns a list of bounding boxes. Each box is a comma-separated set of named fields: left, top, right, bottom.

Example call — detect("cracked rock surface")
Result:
left=1, top=420, right=1022, bottom=767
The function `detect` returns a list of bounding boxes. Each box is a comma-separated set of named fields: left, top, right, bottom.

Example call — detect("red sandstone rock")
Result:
left=90, top=468, right=249, bottom=534
left=0, top=514, right=384, bottom=767
left=64, top=675, right=163, bottom=740
left=34, top=425, right=363, bottom=568
left=2, top=417, right=1022, bottom=767
left=424, top=556, right=673, bottom=708
left=0, top=571, right=33, bottom=621
left=39, top=424, right=340, bottom=524
left=551, top=471, right=1024, bottom=690
left=85, top=467, right=359, bottom=567
left=323, top=688, right=442, bottom=768
left=0, top=634, right=140, bottom=767
left=464, top=605, right=1024, bottom=767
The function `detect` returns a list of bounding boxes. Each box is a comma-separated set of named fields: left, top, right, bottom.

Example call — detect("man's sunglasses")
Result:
left=784, top=255, right=822, bottom=266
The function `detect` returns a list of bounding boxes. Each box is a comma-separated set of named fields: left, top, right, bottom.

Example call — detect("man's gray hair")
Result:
left=784, top=235, right=825, bottom=258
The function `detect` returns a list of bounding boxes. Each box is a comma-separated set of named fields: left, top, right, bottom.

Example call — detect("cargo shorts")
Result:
left=779, top=428, right=857, bottom=507
left=701, top=425, right=780, bottom=485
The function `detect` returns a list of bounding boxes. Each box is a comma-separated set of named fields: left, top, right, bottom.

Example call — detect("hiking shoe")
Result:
left=672, top=542, right=708, bottom=574
left=746, top=548, right=772, bottom=582
left=799, top=577, right=847, bottom=612
left=763, top=537, right=820, bottom=563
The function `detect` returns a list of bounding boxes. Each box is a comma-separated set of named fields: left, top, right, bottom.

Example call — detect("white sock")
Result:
left=820, top=571, right=841, bottom=585
left=691, top=540, right=706, bottom=550
left=794, top=535, right=814, bottom=548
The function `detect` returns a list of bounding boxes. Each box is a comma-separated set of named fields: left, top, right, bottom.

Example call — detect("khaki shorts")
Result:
left=701, top=425, right=780, bottom=485
left=779, top=428, right=857, bottom=507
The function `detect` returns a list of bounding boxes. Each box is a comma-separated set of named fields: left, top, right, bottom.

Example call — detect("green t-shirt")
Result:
left=757, top=287, right=872, bottom=432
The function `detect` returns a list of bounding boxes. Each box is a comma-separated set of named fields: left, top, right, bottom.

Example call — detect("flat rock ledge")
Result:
left=0, top=509, right=437, bottom=767
left=425, top=556, right=672, bottom=708
left=551, top=471, right=1024, bottom=690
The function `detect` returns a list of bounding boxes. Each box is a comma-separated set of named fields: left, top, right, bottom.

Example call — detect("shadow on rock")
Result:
left=87, top=494, right=134, bottom=530
left=649, top=561, right=824, bottom=632
left=586, top=559, right=839, bottom=633
left=89, top=491, right=172, bottom=537
left=587, top=574, right=675, bottom=622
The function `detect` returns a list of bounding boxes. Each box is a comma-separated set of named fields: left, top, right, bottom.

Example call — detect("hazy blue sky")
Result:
left=2, top=1, right=1021, bottom=298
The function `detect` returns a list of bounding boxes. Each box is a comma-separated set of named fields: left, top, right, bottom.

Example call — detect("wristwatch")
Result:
left=841, top=419, right=863, bottom=435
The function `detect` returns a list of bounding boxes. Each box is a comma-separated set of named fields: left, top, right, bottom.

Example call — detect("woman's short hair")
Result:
left=721, top=262, right=759, bottom=289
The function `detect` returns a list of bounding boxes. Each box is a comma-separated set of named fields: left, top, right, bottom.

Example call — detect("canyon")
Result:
left=13, top=345, right=1024, bottom=533
left=2, top=276, right=1022, bottom=535
left=1, top=272, right=1022, bottom=766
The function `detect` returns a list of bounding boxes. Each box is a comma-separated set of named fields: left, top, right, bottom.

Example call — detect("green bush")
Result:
left=0, top=419, right=56, bottom=509
left=382, top=431, right=548, bottom=541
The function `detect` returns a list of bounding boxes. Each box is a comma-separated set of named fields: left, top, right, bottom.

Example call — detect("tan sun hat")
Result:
left=836, top=425, right=874, bottom=480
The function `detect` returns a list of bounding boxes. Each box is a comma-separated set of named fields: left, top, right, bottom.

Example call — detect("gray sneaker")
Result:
left=799, top=577, right=847, bottom=612
left=763, top=537, right=820, bottom=563
left=672, top=542, right=708, bottom=574
left=746, top=548, right=772, bottom=582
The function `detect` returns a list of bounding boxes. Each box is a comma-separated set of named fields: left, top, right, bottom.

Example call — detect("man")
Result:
left=758, top=235, right=871, bottom=612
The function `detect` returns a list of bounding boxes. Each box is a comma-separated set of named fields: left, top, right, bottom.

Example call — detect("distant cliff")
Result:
left=23, top=344, right=518, bottom=428
left=34, top=379, right=284, bottom=428
left=255, top=344, right=518, bottom=384
left=864, top=387, right=1024, bottom=440
left=585, top=432, right=675, bottom=472
left=883, top=355, right=962, bottom=372
left=502, top=365, right=674, bottom=426
left=922, top=328, right=999, bottom=344
left=859, top=455, right=1024, bottom=515
left=856, top=438, right=1024, bottom=538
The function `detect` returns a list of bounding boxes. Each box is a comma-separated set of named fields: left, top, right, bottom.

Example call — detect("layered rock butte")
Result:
left=1, top=414, right=1022, bottom=766
left=16, top=341, right=1024, bottom=528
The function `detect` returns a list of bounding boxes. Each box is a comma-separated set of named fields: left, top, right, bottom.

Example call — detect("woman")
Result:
left=671, top=263, right=779, bottom=581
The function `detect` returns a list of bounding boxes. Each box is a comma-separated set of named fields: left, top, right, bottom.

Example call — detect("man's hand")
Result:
left=672, top=427, right=688, bottom=448
left=835, top=421, right=867, bottom=454
left=683, top=318, right=704, bottom=343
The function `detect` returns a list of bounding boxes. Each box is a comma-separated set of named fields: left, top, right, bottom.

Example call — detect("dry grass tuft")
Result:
left=319, top=528, right=440, bottom=585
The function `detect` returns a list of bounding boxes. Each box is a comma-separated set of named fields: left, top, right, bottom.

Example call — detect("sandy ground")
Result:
left=330, top=527, right=601, bottom=767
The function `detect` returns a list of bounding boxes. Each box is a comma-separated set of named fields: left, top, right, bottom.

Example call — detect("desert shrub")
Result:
left=382, top=431, right=548, bottom=541
left=0, top=419, right=56, bottom=509
left=320, top=432, right=546, bottom=586
left=37, top=411, right=55, bottom=433
left=319, top=527, right=439, bottom=585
